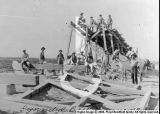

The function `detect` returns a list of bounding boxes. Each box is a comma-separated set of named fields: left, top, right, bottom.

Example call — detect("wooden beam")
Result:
left=66, top=26, right=73, bottom=60
left=106, top=95, right=142, bottom=102
left=89, top=95, right=127, bottom=109
left=70, top=97, right=88, bottom=110
left=110, top=33, right=114, bottom=53
left=139, top=90, right=151, bottom=109
left=102, top=24, right=107, bottom=51
left=0, top=73, right=39, bottom=85
left=99, top=85, right=144, bottom=96
left=100, top=81, right=145, bottom=95
left=67, top=73, right=94, bottom=84
left=90, top=31, right=100, bottom=40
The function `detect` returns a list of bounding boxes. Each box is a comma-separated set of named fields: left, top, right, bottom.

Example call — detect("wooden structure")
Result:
left=0, top=73, right=39, bottom=86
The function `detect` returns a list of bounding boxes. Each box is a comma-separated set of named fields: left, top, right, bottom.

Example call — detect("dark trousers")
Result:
left=131, top=66, right=138, bottom=84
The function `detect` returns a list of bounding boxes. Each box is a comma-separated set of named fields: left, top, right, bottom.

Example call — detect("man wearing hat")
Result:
left=57, top=50, right=64, bottom=74
left=78, top=12, right=86, bottom=29
left=97, top=14, right=107, bottom=30
left=130, top=53, right=138, bottom=84
left=39, top=47, right=45, bottom=64
left=90, top=16, right=98, bottom=32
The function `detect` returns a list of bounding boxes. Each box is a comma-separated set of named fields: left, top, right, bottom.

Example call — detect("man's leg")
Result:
left=135, top=66, right=138, bottom=84
left=131, top=68, right=135, bottom=84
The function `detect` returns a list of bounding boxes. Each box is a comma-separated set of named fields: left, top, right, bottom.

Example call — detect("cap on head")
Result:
left=59, top=49, right=62, bottom=52
left=41, top=47, right=45, bottom=50
left=99, top=14, right=102, bottom=17
left=23, top=50, right=26, bottom=52
left=90, top=16, right=93, bottom=18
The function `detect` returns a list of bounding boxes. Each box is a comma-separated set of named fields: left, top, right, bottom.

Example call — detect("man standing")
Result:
left=130, top=54, right=138, bottom=84
left=39, top=47, right=45, bottom=64
left=39, top=47, right=45, bottom=74
left=57, top=50, right=64, bottom=74
left=98, top=14, right=107, bottom=30
left=107, top=14, right=113, bottom=29
left=90, top=16, right=98, bottom=32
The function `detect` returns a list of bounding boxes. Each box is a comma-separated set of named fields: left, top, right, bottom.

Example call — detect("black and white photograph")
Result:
left=0, top=0, right=159, bottom=114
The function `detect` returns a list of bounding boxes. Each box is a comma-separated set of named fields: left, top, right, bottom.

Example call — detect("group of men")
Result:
left=21, top=47, right=65, bottom=73
left=78, top=12, right=113, bottom=32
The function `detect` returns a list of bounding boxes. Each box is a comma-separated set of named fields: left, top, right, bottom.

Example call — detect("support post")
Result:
left=95, top=38, right=98, bottom=61
left=110, top=33, right=114, bottom=53
left=66, top=26, right=73, bottom=60
left=85, top=28, right=89, bottom=57
left=117, top=42, right=120, bottom=50
left=102, top=23, right=107, bottom=51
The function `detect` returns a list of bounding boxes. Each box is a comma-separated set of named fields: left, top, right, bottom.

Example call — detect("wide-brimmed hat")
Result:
left=41, top=47, right=45, bottom=50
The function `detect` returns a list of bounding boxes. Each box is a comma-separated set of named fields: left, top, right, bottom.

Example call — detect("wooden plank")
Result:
left=70, top=97, right=89, bottom=110
left=139, top=90, right=151, bottom=109
left=70, top=21, right=93, bottom=36
left=0, top=73, right=39, bottom=85
left=110, top=34, right=114, bottom=53
left=64, top=65, right=86, bottom=72
left=88, top=94, right=127, bottom=109
left=67, top=73, right=94, bottom=84
left=35, top=63, right=62, bottom=70
left=91, top=31, right=100, bottom=40
left=100, top=85, right=144, bottom=96
left=102, top=24, right=107, bottom=51
left=66, top=26, right=73, bottom=60
left=106, top=95, right=142, bottom=102
left=100, top=81, right=145, bottom=95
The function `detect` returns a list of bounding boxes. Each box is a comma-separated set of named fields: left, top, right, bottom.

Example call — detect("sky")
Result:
left=0, top=0, right=159, bottom=61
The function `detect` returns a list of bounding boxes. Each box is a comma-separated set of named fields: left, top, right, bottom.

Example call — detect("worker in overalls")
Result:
left=107, top=14, right=113, bottom=29
left=78, top=12, right=86, bottom=29
left=57, top=50, right=64, bottom=74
